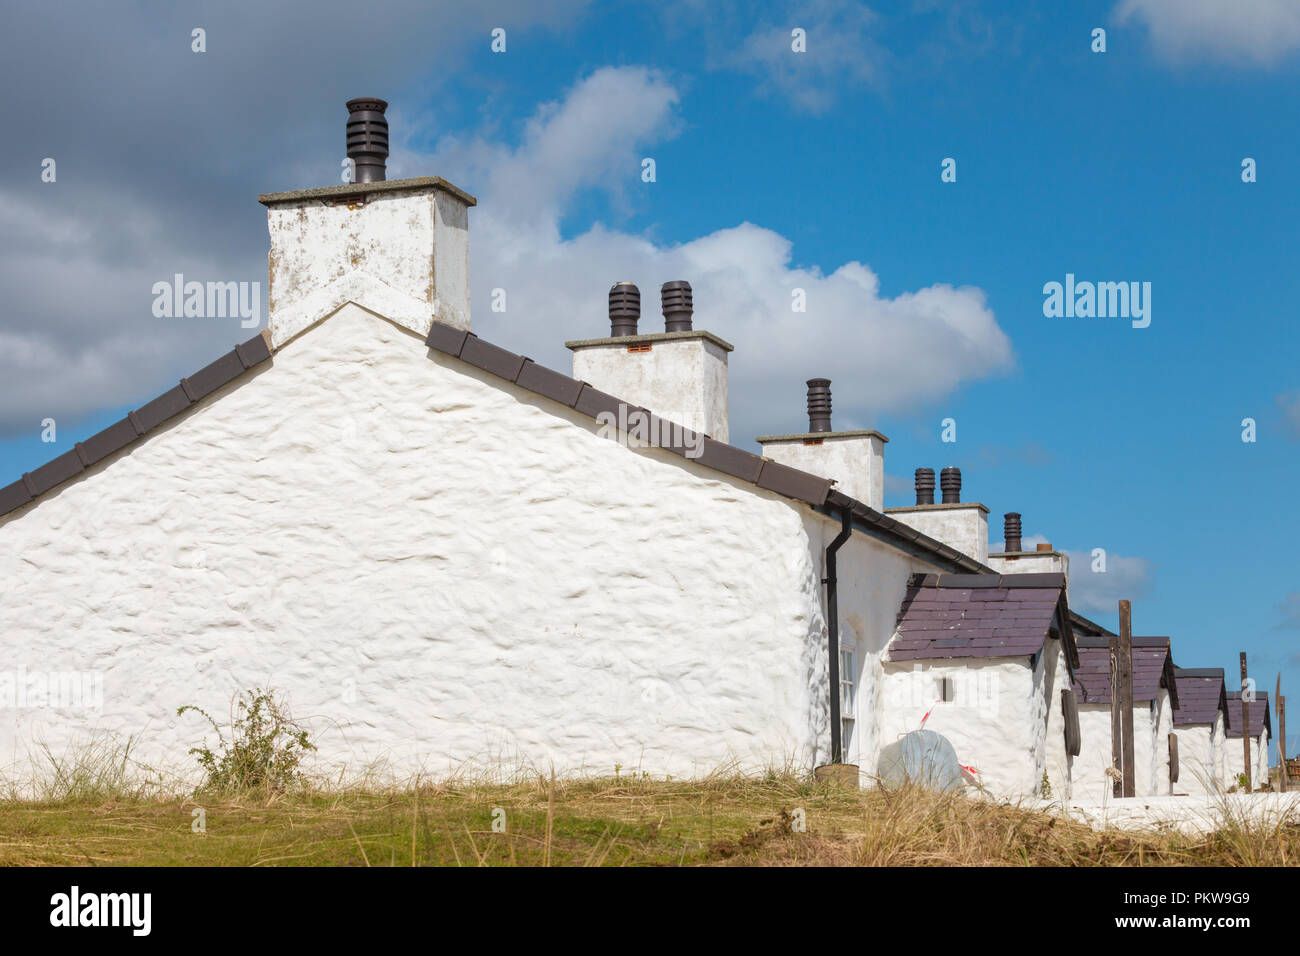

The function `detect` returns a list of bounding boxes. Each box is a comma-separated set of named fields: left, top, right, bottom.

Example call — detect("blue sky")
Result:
left=2, top=1, right=1298, bottom=740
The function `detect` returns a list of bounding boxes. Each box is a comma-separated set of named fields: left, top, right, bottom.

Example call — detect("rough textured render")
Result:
left=879, top=658, right=1038, bottom=795
left=262, top=179, right=474, bottom=347
left=566, top=332, right=731, bottom=442
left=885, top=503, right=989, bottom=565
left=1224, top=691, right=1271, bottom=787
left=0, top=303, right=959, bottom=786
left=757, top=431, right=886, bottom=511
left=1041, top=638, right=1075, bottom=798
left=1170, top=718, right=1224, bottom=796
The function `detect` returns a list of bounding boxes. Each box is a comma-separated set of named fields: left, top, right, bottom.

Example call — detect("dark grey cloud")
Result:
left=0, top=0, right=586, bottom=436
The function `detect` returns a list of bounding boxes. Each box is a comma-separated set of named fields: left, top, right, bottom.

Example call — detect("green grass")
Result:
left=4, top=772, right=1300, bottom=866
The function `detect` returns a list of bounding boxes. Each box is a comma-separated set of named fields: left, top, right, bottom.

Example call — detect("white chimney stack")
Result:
left=258, top=98, right=476, bottom=349
left=566, top=281, right=732, bottom=442
left=756, top=379, right=887, bottom=510
left=886, top=467, right=989, bottom=563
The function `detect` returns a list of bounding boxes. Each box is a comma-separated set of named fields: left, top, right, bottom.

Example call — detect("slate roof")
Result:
left=1172, top=668, right=1229, bottom=726
left=0, top=332, right=272, bottom=518
left=1072, top=637, right=1178, bottom=707
left=884, top=572, right=1077, bottom=667
left=1225, top=691, right=1272, bottom=739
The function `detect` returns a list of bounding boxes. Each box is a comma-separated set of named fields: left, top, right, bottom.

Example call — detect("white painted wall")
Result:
left=1152, top=689, right=1173, bottom=795
left=880, top=658, right=1037, bottom=795
left=1223, top=732, right=1270, bottom=790
left=1075, top=705, right=1114, bottom=802
left=1174, top=722, right=1221, bottom=795
left=1, top=305, right=838, bottom=784
left=1075, top=694, right=1174, bottom=802
left=1041, top=639, right=1073, bottom=799
left=0, top=304, right=1076, bottom=799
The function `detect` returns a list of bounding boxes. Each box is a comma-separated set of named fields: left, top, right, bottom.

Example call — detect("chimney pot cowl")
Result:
left=609, top=282, right=640, bottom=337
left=661, top=280, right=693, bottom=332
left=806, top=378, right=832, bottom=433
left=914, top=467, right=935, bottom=505
left=1003, top=512, right=1022, bottom=553
left=939, top=466, right=962, bottom=504
left=346, top=97, right=389, bottom=184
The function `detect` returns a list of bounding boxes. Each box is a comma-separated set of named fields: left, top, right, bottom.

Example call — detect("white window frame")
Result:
left=839, top=638, right=858, bottom=762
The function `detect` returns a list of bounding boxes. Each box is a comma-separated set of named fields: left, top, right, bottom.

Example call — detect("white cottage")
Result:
left=0, top=101, right=1118, bottom=794
left=1069, top=637, right=1178, bottom=802
left=880, top=572, right=1079, bottom=797
left=1223, top=691, right=1271, bottom=791
left=1171, top=668, right=1229, bottom=795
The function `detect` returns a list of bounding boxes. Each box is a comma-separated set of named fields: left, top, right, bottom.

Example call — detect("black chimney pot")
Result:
left=1004, top=512, right=1022, bottom=553
left=661, top=280, right=693, bottom=332
left=939, top=466, right=962, bottom=504
left=609, top=282, right=640, bottom=336
left=346, top=98, right=389, bottom=184
left=914, top=468, right=935, bottom=505
left=806, top=379, right=832, bottom=433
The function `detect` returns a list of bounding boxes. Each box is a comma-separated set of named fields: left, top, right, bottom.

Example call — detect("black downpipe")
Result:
left=824, top=507, right=853, bottom=765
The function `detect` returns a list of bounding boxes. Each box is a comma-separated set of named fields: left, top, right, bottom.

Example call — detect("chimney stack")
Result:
left=885, top=465, right=987, bottom=562
left=940, top=467, right=962, bottom=504
left=661, top=280, right=693, bottom=332
left=757, top=381, right=888, bottom=509
left=609, top=282, right=640, bottom=337
left=987, top=515, right=1069, bottom=589
left=346, top=98, right=389, bottom=183
left=806, top=379, right=832, bottom=433
left=567, top=278, right=731, bottom=441
left=259, top=96, right=476, bottom=348
left=1004, top=512, right=1022, bottom=553
left=914, top=468, right=935, bottom=506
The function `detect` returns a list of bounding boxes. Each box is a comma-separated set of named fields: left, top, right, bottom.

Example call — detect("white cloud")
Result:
left=415, top=67, right=1014, bottom=446
left=1062, top=548, right=1154, bottom=616
left=725, top=0, right=886, bottom=112
left=1115, top=0, right=1300, bottom=66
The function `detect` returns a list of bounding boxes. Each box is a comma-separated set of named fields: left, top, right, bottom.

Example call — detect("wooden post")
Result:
left=1109, top=636, right=1122, bottom=798
left=1119, top=601, right=1136, bottom=798
left=1279, top=692, right=1288, bottom=793
left=1241, top=652, right=1251, bottom=791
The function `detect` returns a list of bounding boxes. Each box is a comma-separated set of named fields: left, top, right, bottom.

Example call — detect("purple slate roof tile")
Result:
left=1172, top=668, right=1229, bottom=726
left=1225, top=691, right=1272, bottom=738
left=1071, top=637, right=1176, bottom=705
left=884, top=572, right=1075, bottom=666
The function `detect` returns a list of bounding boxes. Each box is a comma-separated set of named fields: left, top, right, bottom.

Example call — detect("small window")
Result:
left=1169, top=733, right=1179, bottom=783
left=938, top=676, right=954, bottom=702
left=839, top=641, right=857, bottom=758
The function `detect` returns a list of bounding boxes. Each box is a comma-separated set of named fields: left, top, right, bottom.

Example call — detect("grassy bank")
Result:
left=3, top=774, right=1299, bottom=866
